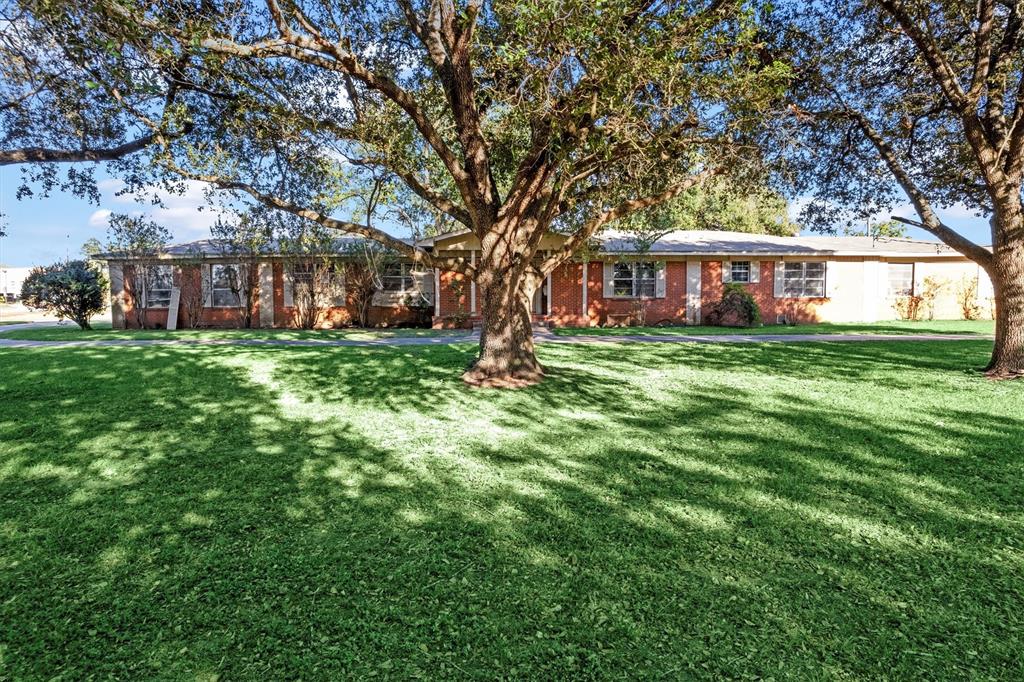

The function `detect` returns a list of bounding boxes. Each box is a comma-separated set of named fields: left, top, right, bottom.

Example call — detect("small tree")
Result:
left=280, top=222, right=339, bottom=330
left=957, top=277, right=983, bottom=321
left=178, top=247, right=207, bottom=329
left=105, top=214, right=170, bottom=329
left=20, top=260, right=107, bottom=329
left=210, top=210, right=272, bottom=328
left=344, top=241, right=401, bottom=328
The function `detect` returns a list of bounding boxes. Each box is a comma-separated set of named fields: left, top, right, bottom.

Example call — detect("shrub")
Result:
left=955, top=277, right=983, bottom=320
left=706, top=283, right=762, bottom=327
left=893, top=294, right=924, bottom=320
left=20, top=260, right=107, bottom=330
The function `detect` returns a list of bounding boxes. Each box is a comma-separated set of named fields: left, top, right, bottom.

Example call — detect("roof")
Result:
left=96, top=235, right=414, bottom=260
left=591, top=229, right=967, bottom=257
left=97, top=229, right=974, bottom=261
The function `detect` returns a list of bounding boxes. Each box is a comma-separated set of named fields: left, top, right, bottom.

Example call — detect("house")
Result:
left=99, top=230, right=994, bottom=330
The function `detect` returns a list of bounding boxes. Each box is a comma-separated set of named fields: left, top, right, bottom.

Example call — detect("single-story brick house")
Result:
left=100, top=230, right=994, bottom=329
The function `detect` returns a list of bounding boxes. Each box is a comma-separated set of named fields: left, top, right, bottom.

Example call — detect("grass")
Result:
left=0, top=321, right=465, bottom=341
left=1, top=339, right=1022, bottom=678
left=0, top=319, right=994, bottom=343
left=553, top=319, right=995, bottom=337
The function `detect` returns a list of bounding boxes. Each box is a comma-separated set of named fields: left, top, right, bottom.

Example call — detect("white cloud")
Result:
left=88, top=209, right=112, bottom=227
left=91, top=180, right=230, bottom=242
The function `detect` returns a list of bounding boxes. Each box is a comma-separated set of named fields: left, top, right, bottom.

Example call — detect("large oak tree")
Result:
left=782, top=0, right=1024, bottom=378
left=29, top=0, right=786, bottom=386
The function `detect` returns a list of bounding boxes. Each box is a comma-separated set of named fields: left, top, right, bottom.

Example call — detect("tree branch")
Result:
left=0, top=126, right=187, bottom=165
left=842, top=108, right=995, bottom=266
left=162, top=164, right=472, bottom=273
left=538, top=168, right=720, bottom=274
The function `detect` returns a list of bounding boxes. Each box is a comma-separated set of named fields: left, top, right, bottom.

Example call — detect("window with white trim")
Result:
left=382, top=262, right=415, bottom=292
left=612, top=261, right=657, bottom=297
left=888, top=263, right=914, bottom=296
left=783, top=261, right=826, bottom=297
left=730, top=261, right=751, bottom=283
left=146, top=265, right=173, bottom=308
left=211, top=264, right=241, bottom=307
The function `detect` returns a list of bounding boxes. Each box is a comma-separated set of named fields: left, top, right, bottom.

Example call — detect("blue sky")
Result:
left=0, top=164, right=994, bottom=267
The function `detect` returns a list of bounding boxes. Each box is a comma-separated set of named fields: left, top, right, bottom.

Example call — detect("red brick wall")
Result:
left=700, top=260, right=825, bottom=324
left=121, top=263, right=256, bottom=329
left=549, top=262, right=586, bottom=326
left=119, top=262, right=422, bottom=329
left=585, top=260, right=688, bottom=326
left=435, top=270, right=471, bottom=327
left=274, top=265, right=421, bottom=329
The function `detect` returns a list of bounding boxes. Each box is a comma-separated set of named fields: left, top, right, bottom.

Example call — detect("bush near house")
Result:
left=705, top=283, right=762, bottom=327
left=19, top=260, right=107, bottom=330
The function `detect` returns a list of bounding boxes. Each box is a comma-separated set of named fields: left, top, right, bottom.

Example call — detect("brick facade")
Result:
left=109, top=239, right=994, bottom=330
left=119, top=262, right=422, bottom=329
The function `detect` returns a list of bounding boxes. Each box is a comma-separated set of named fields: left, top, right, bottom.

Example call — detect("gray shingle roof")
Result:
left=99, top=229, right=975, bottom=260
left=594, top=230, right=966, bottom=256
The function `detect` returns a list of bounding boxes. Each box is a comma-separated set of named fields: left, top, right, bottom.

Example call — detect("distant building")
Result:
left=0, top=266, right=33, bottom=299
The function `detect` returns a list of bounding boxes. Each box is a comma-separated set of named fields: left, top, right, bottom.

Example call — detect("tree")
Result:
left=20, top=259, right=107, bottom=329
left=0, top=0, right=214, bottom=204
left=841, top=219, right=909, bottom=239
left=177, top=247, right=207, bottom=329
left=343, top=241, right=401, bottom=328
left=626, top=177, right=800, bottom=236
left=210, top=209, right=273, bottom=328
left=105, top=214, right=170, bottom=328
left=782, top=0, right=1024, bottom=378
left=279, top=221, right=343, bottom=330
left=41, top=0, right=787, bottom=386
left=80, top=237, right=104, bottom=258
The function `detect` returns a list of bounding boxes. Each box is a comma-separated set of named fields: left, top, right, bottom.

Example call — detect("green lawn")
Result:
left=1, top=340, right=1022, bottom=678
left=553, top=319, right=995, bottom=336
left=0, top=321, right=465, bottom=341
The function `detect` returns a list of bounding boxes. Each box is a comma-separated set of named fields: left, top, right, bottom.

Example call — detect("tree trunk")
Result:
left=463, top=266, right=543, bottom=388
left=986, top=225, right=1024, bottom=378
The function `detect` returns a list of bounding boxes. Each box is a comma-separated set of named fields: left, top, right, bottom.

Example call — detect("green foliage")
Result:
left=0, top=339, right=1020, bottom=678
left=622, top=178, right=800, bottom=236
left=842, top=220, right=909, bottom=239
left=105, top=214, right=170, bottom=257
left=19, top=259, right=107, bottom=329
left=707, top=282, right=763, bottom=327
left=80, top=237, right=104, bottom=258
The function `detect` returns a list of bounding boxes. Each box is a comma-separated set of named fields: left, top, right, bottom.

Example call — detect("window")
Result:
left=730, top=261, right=751, bottom=283
left=783, top=261, right=826, bottom=298
left=289, top=261, right=346, bottom=306
left=382, top=262, right=415, bottom=292
left=888, top=263, right=914, bottom=296
left=211, top=264, right=241, bottom=307
left=612, top=261, right=657, bottom=297
left=146, top=265, right=173, bottom=308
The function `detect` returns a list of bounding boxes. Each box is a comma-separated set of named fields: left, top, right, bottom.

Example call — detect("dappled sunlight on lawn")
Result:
left=0, top=339, right=1022, bottom=678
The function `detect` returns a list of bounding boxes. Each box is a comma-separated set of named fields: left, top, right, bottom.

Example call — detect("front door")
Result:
left=532, top=282, right=547, bottom=315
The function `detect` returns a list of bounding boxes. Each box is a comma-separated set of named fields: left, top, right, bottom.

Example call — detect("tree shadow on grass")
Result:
left=0, top=341, right=1021, bottom=679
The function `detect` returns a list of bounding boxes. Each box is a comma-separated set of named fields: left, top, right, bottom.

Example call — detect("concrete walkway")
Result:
left=0, top=321, right=992, bottom=349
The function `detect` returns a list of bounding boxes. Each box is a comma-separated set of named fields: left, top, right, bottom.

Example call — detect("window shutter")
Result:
left=721, top=261, right=732, bottom=283
left=825, top=261, right=838, bottom=298
left=201, top=264, right=213, bottom=307
left=773, top=261, right=785, bottom=298
left=283, top=265, right=294, bottom=307
left=749, top=261, right=761, bottom=283
left=655, top=261, right=667, bottom=298
left=603, top=262, right=614, bottom=298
